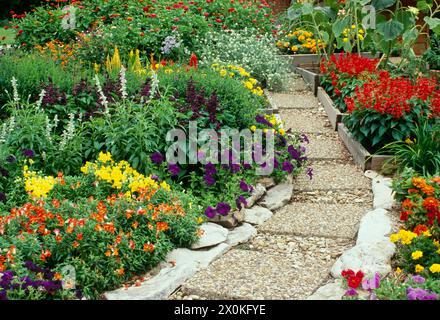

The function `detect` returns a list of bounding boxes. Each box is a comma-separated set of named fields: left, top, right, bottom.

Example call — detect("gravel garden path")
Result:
left=170, top=75, right=373, bottom=300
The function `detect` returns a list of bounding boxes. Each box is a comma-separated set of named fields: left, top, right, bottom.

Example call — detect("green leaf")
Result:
left=371, top=0, right=396, bottom=10
left=417, top=1, right=431, bottom=12
left=402, top=28, right=419, bottom=43
left=377, top=19, right=404, bottom=41
left=424, top=17, right=440, bottom=30
left=333, top=17, right=349, bottom=37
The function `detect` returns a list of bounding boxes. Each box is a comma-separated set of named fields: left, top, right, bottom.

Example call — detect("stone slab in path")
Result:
left=280, top=109, right=333, bottom=134
left=259, top=202, right=369, bottom=240
left=306, top=134, right=350, bottom=160
left=179, top=248, right=333, bottom=300
left=269, top=92, right=318, bottom=109
left=293, top=162, right=371, bottom=191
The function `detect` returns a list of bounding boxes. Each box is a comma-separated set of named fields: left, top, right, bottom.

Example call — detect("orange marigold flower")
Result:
left=72, top=241, right=79, bottom=248
left=422, top=185, right=435, bottom=196
left=156, top=221, right=169, bottom=232
left=143, top=243, right=155, bottom=253
left=116, top=268, right=124, bottom=276
left=402, top=198, right=414, bottom=209
left=413, top=224, right=428, bottom=235
left=54, top=273, right=63, bottom=281
left=423, top=197, right=439, bottom=211
left=412, top=177, right=427, bottom=189
left=408, top=188, right=419, bottom=194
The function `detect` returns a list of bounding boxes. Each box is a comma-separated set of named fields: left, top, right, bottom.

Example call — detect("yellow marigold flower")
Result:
left=411, top=251, right=423, bottom=260
left=429, top=264, right=440, bottom=273
left=250, top=125, right=256, bottom=132
left=196, top=217, right=204, bottom=224
left=220, top=69, right=227, bottom=77
left=434, top=240, right=440, bottom=247
left=298, top=35, right=305, bottom=42
left=389, top=233, right=400, bottom=243
left=244, top=81, right=253, bottom=90
left=279, top=128, right=285, bottom=136
left=395, top=267, right=402, bottom=274
left=160, top=181, right=171, bottom=192
left=283, top=42, right=289, bottom=47
left=98, top=151, right=113, bottom=164
left=291, top=45, right=298, bottom=52
left=415, top=264, right=424, bottom=273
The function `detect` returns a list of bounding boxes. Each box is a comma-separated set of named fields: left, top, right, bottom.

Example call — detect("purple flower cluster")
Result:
left=255, top=115, right=273, bottom=127
left=168, top=163, right=180, bottom=176
left=0, top=261, right=68, bottom=300
left=236, top=195, right=247, bottom=210
left=22, top=149, right=34, bottom=158
left=204, top=202, right=231, bottom=218
left=41, top=81, right=67, bottom=107
left=204, top=162, right=217, bottom=187
left=407, top=287, right=438, bottom=300
left=151, top=152, right=164, bottom=164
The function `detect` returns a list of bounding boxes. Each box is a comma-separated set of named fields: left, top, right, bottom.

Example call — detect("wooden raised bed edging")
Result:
left=295, top=67, right=321, bottom=96
left=317, top=87, right=347, bottom=131
left=337, top=123, right=393, bottom=171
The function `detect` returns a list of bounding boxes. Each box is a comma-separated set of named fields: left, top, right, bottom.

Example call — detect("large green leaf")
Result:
left=332, top=17, right=349, bottom=37
left=424, top=17, right=440, bottom=30
left=371, top=0, right=396, bottom=10
left=377, top=19, right=404, bottom=41
left=396, top=11, right=416, bottom=29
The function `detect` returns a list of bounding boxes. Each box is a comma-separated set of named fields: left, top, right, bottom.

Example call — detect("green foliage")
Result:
left=381, top=122, right=440, bottom=176
left=424, top=32, right=440, bottom=70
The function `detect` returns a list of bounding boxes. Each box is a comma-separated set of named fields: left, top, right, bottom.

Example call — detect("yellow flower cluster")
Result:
left=211, top=63, right=264, bottom=96
left=276, top=29, right=326, bottom=54
left=390, top=229, right=418, bottom=245
left=23, top=166, right=57, bottom=199
left=430, top=264, right=440, bottom=273
left=342, top=25, right=365, bottom=43
left=411, top=250, right=423, bottom=260
left=250, top=114, right=285, bottom=136
left=81, top=152, right=171, bottom=193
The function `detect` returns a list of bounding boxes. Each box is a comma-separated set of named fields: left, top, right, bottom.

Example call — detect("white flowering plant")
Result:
left=196, top=29, right=289, bottom=91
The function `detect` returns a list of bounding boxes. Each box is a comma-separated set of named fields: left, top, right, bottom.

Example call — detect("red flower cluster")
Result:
left=345, top=72, right=439, bottom=119
left=320, top=53, right=379, bottom=78
left=341, top=269, right=365, bottom=289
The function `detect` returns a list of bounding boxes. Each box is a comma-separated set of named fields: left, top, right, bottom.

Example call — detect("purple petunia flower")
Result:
left=306, top=167, right=313, bottom=180
left=243, top=163, right=252, bottom=170
left=204, top=174, right=216, bottom=186
left=230, top=164, right=241, bottom=173
left=344, top=288, right=358, bottom=296
left=216, top=202, right=231, bottom=216
left=205, top=162, right=217, bottom=176
left=407, top=287, right=438, bottom=300
left=150, top=152, right=164, bottom=164
left=150, top=175, right=159, bottom=181
left=411, top=275, right=426, bottom=284
left=22, top=149, right=34, bottom=158
left=255, top=115, right=273, bottom=127
left=287, top=145, right=301, bottom=160
left=282, top=161, right=294, bottom=173
left=236, top=195, right=248, bottom=210
left=205, top=206, right=217, bottom=218
left=0, top=290, right=7, bottom=300
left=168, top=163, right=180, bottom=176
left=362, top=272, right=380, bottom=291
left=239, top=180, right=249, bottom=192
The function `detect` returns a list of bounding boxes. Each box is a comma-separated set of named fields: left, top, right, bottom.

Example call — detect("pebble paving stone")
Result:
left=179, top=248, right=334, bottom=300
left=269, top=92, right=318, bottom=109
left=280, top=109, right=333, bottom=134
left=259, top=202, right=369, bottom=239
left=306, top=134, right=350, bottom=160
left=293, top=161, right=371, bottom=191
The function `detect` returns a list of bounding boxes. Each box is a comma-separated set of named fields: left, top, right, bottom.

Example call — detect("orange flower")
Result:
left=143, top=243, right=155, bottom=253
left=72, top=241, right=79, bottom=248
left=76, top=233, right=83, bottom=241
left=156, top=221, right=169, bottom=232
left=402, top=198, right=414, bottom=209
left=116, top=268, right=125, bottom=276
left=413, top=224, right=428, bottom=235
left=105, top=250, right=111, bottom=257
left=40, top=250, right=51, bottom=262
left=423, top=197, right=439, bottom=211
left=422, top=185, right=435, bottom=196
left=54, top=273, right=63, bottom=281
left=412, top=177, right=427, bottom=189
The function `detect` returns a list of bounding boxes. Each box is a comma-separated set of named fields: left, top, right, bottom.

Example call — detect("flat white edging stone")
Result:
left=307, top=279, right=346, bottom=300
left=246, top=183, right=266, bottom=208
left=372, top=176, right=394, bottom=210
left=226, top=223, right=257, bottom=246
left=259, top=183, right=293, bottom=211
left=356, top=208, right=392, bottom=245
left=105, top=243, right=229, bottom=300
left=244, top=206, right=273, bottom=225
left=331, top=240, right=395, bottom=278
left=191, top=223, right=229, bottom=249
